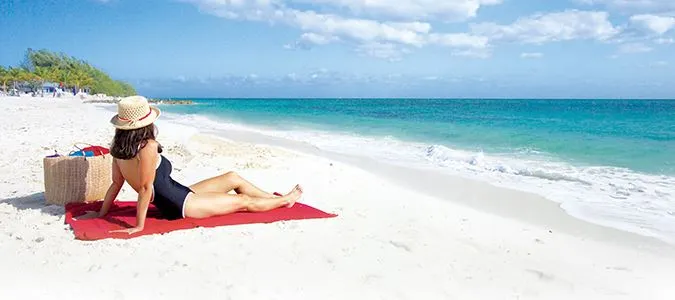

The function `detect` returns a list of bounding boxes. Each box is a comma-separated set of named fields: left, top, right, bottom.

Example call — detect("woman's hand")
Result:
left=74, top=211, right=99, bottom=220
left=110, top=227, right=144, bottom=235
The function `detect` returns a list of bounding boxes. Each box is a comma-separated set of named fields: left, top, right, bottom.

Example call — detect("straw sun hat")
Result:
left=110, top=95, right=161, bottom=130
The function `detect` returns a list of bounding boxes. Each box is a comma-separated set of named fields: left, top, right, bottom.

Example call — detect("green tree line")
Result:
left=0, top=49, right=136, bottom=96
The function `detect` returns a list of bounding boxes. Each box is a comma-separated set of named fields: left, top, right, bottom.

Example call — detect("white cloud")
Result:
left=355, top=42, right=410, bottom=61
left=183, top=0, right=490, bottom=60
left=285, top=72, right=298, bottom=81
left=654, top=37, right=675, bottom=44
left=471, top=10, right=620, bottom=44
left=451, top=49, right=491, bottom=59
left=576, top=0, right=675, bottom=14
left=650, top=60, right=668, bottom=67
left=290, top=10, right=430, bottom=47
left=183, top=2, right=634, bottom=61
left=427, top=33, right=489, bottom=48
left=283, top=42, right=305, bottom=50
left=289, top=0, right=503, bottom=21
left=427, top=33, right=492, bottom=58
left=181, top=0, right=282, bottom=21
left=630, top=14, right=675, bottom=34
left=618, top=42, right=653, bottom=53
left=283, top=33, right=340, bottom=49
left=520, top=52, right=543, bottom=58
left=300, top=32, right=340, bottom=45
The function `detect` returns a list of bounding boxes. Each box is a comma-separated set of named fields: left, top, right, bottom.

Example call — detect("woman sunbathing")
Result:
left=77, top=96, right=303, bottom=234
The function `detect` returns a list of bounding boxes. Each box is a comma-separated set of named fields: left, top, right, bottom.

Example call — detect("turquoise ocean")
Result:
left=159, top=99, right=675, bottom=243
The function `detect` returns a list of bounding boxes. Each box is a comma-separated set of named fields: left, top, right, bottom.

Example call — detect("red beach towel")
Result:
left=65, top=199, right=337, bottom=241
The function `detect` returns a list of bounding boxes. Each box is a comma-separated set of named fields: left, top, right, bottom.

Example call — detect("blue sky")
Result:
left=1, top=0, right=674, bottom=98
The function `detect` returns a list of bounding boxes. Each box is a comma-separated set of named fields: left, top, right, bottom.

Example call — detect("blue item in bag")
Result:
left=69, top=151, right=95, bottom=157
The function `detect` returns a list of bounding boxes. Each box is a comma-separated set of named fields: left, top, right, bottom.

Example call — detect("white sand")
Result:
left=1, top=96, right=674, bottom=300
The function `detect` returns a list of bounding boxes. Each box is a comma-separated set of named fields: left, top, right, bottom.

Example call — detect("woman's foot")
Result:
left=284, top=184, right=303, bottom=208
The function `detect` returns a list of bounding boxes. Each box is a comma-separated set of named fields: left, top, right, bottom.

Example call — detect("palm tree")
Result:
left=35, top=66, right=52, bottom=83
left=5, top=67, right=38, bottom=95
left=0, top=66, right=8, bottom=93
left=29, top=67, right=49, bottom=95
left=57, top=68, right=69, bottom=90
left=69, top=67, right=93, bottom=94
left=8, top=67, right=24, bottom=92
left=80, top=74, right=94, bottom=93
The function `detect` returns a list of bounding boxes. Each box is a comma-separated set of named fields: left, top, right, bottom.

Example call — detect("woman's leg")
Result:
left=184, top=185, right=302, bottom=219
left=189, top=171, right=276, bottom=198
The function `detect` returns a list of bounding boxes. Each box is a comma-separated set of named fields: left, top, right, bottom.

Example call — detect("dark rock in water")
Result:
left=83, top=99, right=193, bottom=105
left=149, top=99, right=194, bottom=105
left=82, top=99, right=119, bottom=104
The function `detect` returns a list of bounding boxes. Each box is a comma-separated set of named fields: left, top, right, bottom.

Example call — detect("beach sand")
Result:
left=1, top=96, right=674, bottom=300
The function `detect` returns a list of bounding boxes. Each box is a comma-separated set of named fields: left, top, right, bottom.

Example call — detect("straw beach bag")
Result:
left=43, top=144, right=113, bottom=205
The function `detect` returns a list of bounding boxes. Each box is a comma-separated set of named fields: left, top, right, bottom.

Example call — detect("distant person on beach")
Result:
left=77, top=96, right=303, bottom=234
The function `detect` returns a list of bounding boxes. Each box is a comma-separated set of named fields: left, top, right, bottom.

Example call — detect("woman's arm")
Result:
left=130, top=141, right=158, bottom=231
left=98, top=160, right=125, bottom=217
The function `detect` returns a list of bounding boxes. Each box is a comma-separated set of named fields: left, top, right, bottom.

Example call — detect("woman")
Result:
left=78, top=96, right=303, bottom=234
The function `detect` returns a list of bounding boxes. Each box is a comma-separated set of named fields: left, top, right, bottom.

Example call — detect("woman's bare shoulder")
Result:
left=144, top=139, right=160, bottom=149
left=138, top=139, right=160, bottom=158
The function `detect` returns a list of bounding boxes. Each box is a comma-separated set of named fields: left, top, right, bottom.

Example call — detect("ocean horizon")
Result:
left=168, top=97, right=675, bottom=100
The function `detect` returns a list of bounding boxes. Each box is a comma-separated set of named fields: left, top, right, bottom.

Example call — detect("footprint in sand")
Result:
left=525, top=269, right=555, bottom=281
left=389, top=240, right=412, bottom=253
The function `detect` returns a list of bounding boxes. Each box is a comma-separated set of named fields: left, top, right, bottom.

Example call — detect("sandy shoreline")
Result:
left=1, top=96, right=675, bottom=299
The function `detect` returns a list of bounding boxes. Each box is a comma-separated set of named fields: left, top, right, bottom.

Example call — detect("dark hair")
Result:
left=110, top=123, right=163, bottom=160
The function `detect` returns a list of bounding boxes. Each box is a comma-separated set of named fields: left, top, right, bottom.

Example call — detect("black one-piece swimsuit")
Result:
left=152, top=154, right=193, bottom=220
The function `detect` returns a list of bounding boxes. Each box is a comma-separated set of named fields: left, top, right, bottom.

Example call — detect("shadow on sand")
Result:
left=0, top=192, right=64, bottom=216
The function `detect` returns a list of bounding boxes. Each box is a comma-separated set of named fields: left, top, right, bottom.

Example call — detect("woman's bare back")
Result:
left=114, top=139, right=160, bottom=193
